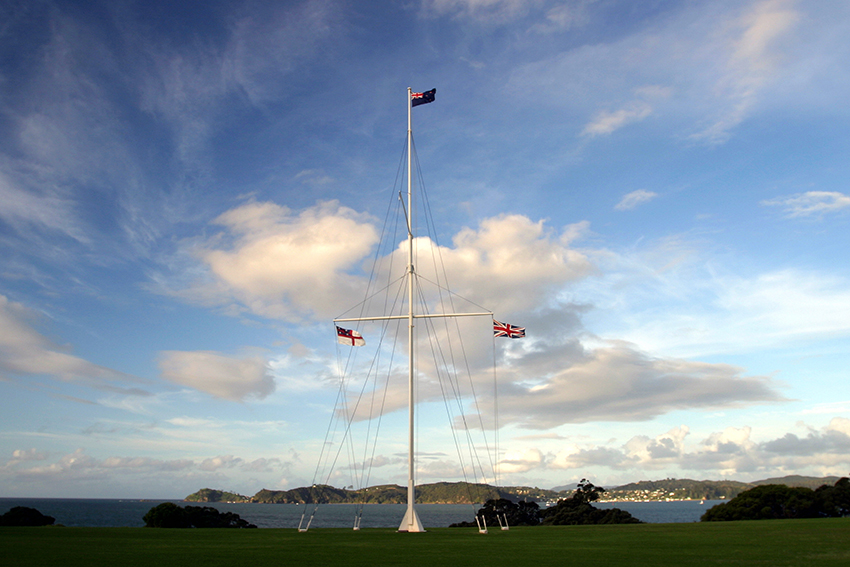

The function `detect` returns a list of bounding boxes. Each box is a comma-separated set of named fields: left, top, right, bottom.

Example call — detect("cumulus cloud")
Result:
left=416, top=458, right=469, bottom=480
left=499, top=447, right=545, bottom=474
left=761, top=417, right=850, bottom=456
left=1, top=448, right=194, bottom=480
left=432, top=214, right=593, bottom=313
left=242, top=457, right=283, bottom=473
left=189, top=200, right=379, bottom=321
left=158, top=350, right=275, bottom=401
left=615, top=190, right=658, bottom=211
left=175, top=203, right=592, bottom=322
left=0, top=294, right=149, bottom=393
left=762, top=191, right=850, bottom=217
left=192, top=204, right=792, bottom=431
left=500, top=418, right=850, bottom=481
left=495, top=341, right=783, bottom=429
left=8, top=448, right=49, bottom=465
left=200, top=455, right=244, bottom=471
left=549, top=445, right=627, bottom=470
left=623, top=426, right=690, bottom=466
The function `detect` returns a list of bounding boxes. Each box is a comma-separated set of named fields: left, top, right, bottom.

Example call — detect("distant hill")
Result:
left=750, top=475, right=841, bottom=489
left=249, top=482, right=567, bottom=504
left=603, top=476, right=843, bottom=502
left=186, top=482, right=568, bottom=504
left=183, top=488, right=251, bottom=503
left=606, top=479, right=751, bottom=501
left=186, top=476, right=844, bottom=505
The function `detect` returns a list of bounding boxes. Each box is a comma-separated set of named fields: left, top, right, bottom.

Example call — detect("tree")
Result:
left=143, top=503, right=257, bottom=528
left=573, top=478, right=605, bottom=503
left=143, top=503, right=188, bottom=528
left=814, top=477, right=850, bottom=517
left=0, top=506, right=56, bottom=526
left=540, top=497, right=641, bottom=525
left=540, top=479, right=641, bottom=526
left=701, top=485, right=819, bottom=521
left=703, top=478, right=850, bottom=522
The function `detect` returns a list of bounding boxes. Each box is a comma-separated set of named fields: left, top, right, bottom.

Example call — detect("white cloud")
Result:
left=200, top=455, right=244, bottom=471
left=135, top=0, right=342, bottom=160
left=582, top=84, right=671, bottom=137
left=582, top=101, right=652, bottom=137
left=9, top=448, right=49, bottom=465
left=185, top=203, right=790, bottom=431
left=242, top=457, right=284, bottom=473
left=0, top=168, right=89, bottom=243
left=0, top=295, right=149, bottom=393
left=294, top=169, right=335, bottom=187
left=192, top=200, right=379, bottom=321
left=761, top=417, right=850, bottom=455
left=510, top=1, right=803, bottom=145
left=615, top=190, right=658, bottom=211
left=580, top=236, right=850, bottom=359
left=499, top=447, right=545, bottom=474
left=437, top=215, right=594, bottom=313
left=422, top=0, right=533, bottom=22
left=762, top=191, right=850, bottom=217
left=1, top=448, right=193, bottom=480
left=623, top=426, right=690, bottom=466
left=691, top=0, right=800, bottom=143
left=172, top=204, right=593, bottom=322
left=497, top=418, right=850, bottom=481
left=158, top=350, right=275, bottom=402
left=494, top=341, right=783, bottom=429
left=530, top=2, right=595, bottom=33
left=550, top=444, right=627, bottom=470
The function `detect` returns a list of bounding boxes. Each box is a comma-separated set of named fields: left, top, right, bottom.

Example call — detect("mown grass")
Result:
left=1, top=519, right=848, bottom=567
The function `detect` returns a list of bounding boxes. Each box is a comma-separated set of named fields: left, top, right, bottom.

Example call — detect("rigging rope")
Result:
left=302, top=133, right=500, bottom=531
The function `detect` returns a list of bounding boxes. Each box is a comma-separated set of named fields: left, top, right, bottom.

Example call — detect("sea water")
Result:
left=0, top=498, right=720, bottom=528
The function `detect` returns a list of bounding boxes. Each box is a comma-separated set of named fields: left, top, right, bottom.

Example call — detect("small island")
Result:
left=184, top=488, right=251, bottom=503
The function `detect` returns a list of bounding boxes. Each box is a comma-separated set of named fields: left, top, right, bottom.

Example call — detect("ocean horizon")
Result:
left=0, top=497, right=719, bottom=528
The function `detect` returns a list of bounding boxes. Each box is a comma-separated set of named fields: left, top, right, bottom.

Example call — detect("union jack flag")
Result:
left=493, top=320, right=525, bottom=339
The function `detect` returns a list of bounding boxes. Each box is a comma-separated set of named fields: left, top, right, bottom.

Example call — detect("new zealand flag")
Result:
left=411, top=88, right=436, bottom=107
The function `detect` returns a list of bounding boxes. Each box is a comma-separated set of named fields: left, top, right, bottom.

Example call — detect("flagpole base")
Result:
left=397, top=506, right=426, bottom=532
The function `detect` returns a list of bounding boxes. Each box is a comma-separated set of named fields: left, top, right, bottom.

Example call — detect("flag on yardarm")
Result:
left=493, top=320, right=525, bottom=339
left=411, top=88, right=436, bottom=107
left=336, top=326, right=366, bottom=346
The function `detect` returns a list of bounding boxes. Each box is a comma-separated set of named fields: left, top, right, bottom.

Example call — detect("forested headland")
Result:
left=185, top=475, right=841, bottom=504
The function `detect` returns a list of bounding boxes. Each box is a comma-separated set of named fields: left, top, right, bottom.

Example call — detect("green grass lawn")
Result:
left=2, top=519, right=848, bottom=567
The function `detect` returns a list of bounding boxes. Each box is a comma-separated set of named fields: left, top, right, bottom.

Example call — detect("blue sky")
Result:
left=2, top=0, right=850, bottom=499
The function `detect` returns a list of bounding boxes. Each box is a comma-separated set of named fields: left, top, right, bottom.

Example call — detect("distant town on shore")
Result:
left=185, top=475, right=843, bottom=505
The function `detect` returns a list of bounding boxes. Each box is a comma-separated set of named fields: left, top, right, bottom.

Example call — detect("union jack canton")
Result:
left=493, top=319, right=525, bottom=339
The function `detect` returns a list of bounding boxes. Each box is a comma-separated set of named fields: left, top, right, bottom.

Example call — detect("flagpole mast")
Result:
left=399, top=87, right=425, bottom=532
left=332, top=87, right=495, bottom=534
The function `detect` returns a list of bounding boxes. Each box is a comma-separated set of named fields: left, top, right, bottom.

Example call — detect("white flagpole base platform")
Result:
left=397, top=506, right=425, bottom=532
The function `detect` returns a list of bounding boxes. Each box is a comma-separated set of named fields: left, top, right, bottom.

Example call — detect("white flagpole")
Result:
left=399, top=87, right=425, bottom=532
left=332, top=87, right=491, bottom=533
